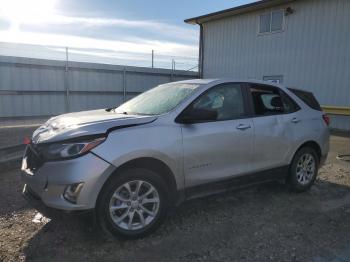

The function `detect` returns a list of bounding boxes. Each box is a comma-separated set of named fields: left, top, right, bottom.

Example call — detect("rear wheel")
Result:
left=288, top=147, right=319, bottom=192
left=97, top=168, right=169, bottom=239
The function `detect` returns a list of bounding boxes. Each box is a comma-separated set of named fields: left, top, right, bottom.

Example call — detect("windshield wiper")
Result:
left=105, top=107, right=114, bottom=112
left=111, top=110, right=154, bottom=116
left=105, top=107, right=127, bottom=114
left=113, top=110, right=129, bottom=115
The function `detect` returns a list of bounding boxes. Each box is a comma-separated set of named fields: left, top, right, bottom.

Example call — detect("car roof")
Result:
left=174, top=78, right=287, bottom=90
left=173, top=79, right=218, bottom=84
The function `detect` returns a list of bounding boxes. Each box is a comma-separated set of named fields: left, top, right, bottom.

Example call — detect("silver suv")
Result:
left=21, top=79, right=330, bottom=238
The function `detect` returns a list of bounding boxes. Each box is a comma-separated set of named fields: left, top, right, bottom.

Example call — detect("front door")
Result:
left=180, top=83, right=254, bottom=187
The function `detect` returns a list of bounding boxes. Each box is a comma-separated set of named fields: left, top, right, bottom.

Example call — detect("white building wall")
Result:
left=202, top=0, right=350, bottom=129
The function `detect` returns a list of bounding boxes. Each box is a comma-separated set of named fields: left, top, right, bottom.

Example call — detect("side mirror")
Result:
left=178, top=108, right=218, bottom=124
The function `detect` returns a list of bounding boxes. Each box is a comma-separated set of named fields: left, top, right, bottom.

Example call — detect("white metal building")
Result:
left=185, top=0, right=350, bottom=130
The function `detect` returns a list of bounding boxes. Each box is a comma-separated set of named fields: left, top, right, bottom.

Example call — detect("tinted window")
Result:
left=280, top=91, right=300, bottom=113
left=250, top=85, right=299, bottom=115
left=260, top=94, right=280, bottom=110
left=287, top=88, right=322, bottom=111
left=189, top=83, right=245, bottom=121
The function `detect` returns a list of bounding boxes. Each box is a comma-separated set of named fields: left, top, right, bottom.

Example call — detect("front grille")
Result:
left=25, top=145, right=44, bottom=171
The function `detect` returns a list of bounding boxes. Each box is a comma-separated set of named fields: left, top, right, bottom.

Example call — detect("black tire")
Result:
left=96, top=168, right=169, bottom=239
left=287, top=147, right=319, bottom=192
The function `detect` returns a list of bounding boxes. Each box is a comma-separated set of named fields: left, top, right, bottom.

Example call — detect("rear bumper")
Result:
left=20, top=153, right=115, bottom=211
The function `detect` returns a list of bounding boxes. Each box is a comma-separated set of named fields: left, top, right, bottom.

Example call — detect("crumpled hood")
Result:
left=32, top=109, right=157, bottom=144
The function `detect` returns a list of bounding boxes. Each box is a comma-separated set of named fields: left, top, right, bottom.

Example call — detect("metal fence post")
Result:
left=64, top=47, right=70, bottom=112
left=170, top=59, right=174, bottom=81
left=123, top=67, right=126, bottom=102
left=151, top=50, right=154, bottom=68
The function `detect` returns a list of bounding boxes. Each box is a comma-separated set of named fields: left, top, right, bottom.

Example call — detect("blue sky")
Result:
left=0, top=0, right=257, bottom=69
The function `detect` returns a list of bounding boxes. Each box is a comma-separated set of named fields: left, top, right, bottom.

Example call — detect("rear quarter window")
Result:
left=287, top=88, right=322, bottom=111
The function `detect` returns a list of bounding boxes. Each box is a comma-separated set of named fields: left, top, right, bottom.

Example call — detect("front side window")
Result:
left=186, top=83, right=245, bottom=121
left=250, top=84, right=299, bottom=115
left=259, top=9, right=284, bottom=33
left=115, top=83, right=200, bottom=115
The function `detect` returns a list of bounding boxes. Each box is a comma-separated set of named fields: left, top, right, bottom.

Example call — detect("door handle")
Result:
left=236, top=124, right=251, bottom=130
left=291, top=117, right=300, bottom=123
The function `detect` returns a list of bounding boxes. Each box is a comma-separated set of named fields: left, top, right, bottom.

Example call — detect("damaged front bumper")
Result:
left=20, top=150, right=115, bottom=211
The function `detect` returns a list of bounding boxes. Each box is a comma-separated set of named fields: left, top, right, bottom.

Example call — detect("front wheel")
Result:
left=287, top=147, right=319, bottom=192
left=96, top=168, right=169, bottom=239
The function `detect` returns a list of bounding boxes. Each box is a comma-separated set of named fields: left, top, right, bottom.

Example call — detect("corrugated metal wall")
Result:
left=201, top=0, right=350, bottom=129
left=0, top=56, right=198, bottom=118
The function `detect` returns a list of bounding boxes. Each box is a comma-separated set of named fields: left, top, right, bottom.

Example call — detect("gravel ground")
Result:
left=1, top=135, right=350, bottom=262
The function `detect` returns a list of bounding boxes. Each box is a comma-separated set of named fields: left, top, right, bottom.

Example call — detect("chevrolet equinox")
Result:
left=21, top=79, right=330, bottom=238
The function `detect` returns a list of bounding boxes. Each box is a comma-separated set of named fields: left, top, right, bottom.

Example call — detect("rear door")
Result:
left=179, top=82, right=255, bottom=187
left=287, top=88, right=330, bottom=157
left=247, top=84, right=301, bottom=170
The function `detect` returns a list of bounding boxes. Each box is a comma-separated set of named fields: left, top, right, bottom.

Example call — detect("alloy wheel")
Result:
left=296, top=153, right=316, bottom=185
left=109, top=180, right=160, bottom=231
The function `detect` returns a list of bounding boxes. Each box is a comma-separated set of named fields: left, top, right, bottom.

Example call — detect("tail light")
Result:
left=23, top=136, right=32, bottom=145
left=322, top=114, right=330, bottom=126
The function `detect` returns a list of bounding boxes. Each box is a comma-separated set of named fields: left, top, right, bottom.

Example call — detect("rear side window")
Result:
left=287, top=88, right=322, bottom=111
left=250, top=84, right=300, bottom=116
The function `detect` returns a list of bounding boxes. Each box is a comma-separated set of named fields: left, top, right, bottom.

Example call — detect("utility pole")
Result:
left=151, top=50, right=154, bottom=68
